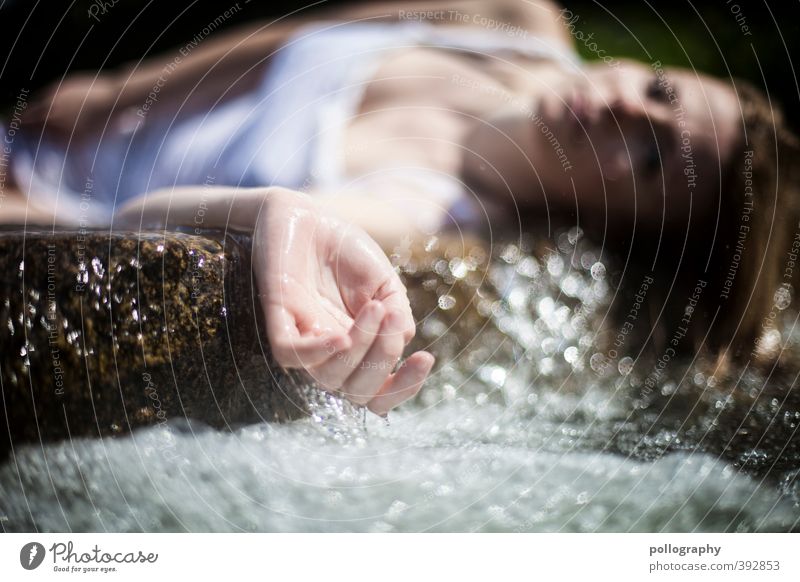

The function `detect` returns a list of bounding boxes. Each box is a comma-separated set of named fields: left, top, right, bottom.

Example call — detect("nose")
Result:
left=606, top=84, right=648, bottom=121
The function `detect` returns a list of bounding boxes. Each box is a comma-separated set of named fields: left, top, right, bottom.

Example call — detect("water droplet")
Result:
left=756, top=328, right=782, bottom=356
left=541, top=337, right=558, bottom=355
left=618, top=356, right=634, bottom=376
left=560, top=274, right=581, bottom=297
left=507, top=287, right=527, bottom=311
left=537, top=297, right=555, bottom=317
left=774, top=285, right=792, bottom=310
left=386, top=500, right=409, bottom=520
left=516, top=256, right=540, bottom=278
left=580, top=251, right=597, bottom=269
left=590, top=352, right=610, bottom=374
left=500, top=245, right=520, bottom=264
left=563, top=346, right=579, bottom=364
left=557, top=232, right=573, bottom=253
left=449, top=258, right=468, bottom=279
left=91, top=257, right=105, bottom=277
left=479, top=365, right=507, bottom=387
left=590, top=262, right=606, bottom=281
left=547, top=254, right=564, bottom=277
left=438, top=295, right=456, bottom=310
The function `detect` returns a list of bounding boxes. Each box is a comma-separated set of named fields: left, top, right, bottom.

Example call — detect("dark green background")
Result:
left=1, top=0, right=798, bottom=131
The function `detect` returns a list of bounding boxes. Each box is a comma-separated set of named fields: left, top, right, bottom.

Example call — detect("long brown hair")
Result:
left=610, top=79, right=800, bottom=371
left=711, top=82, right=800, bottom=362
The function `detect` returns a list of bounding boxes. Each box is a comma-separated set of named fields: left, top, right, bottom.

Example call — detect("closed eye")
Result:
left=646, top=75, right=673, bottom=103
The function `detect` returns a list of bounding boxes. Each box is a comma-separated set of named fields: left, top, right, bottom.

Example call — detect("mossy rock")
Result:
left=0, top=229, right=312, bottom=457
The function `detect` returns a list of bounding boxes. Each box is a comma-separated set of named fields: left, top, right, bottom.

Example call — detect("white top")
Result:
left=9, top=20, right=579, bottom=226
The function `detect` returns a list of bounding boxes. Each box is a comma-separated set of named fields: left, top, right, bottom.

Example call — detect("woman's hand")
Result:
left=115, top=185, right=434, bottom=415
left=254, top=188, right=434, bottom=416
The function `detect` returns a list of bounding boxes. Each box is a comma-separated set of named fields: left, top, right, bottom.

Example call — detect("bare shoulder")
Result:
left=465, top=0, right=574, bottom=48
left=319, top=1, right=574, bottom=49
left=0, top=189, right=58, bottom=226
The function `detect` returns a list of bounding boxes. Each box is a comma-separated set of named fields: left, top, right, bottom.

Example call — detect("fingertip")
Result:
left=406, top=351, right=435, bottom=377
left=365, top=353, right=432, bottom=416
left=416, top=351, right=436, bottom=369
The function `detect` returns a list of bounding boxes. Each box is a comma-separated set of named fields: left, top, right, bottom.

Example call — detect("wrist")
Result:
left=253, top=187, right=316, bottom=244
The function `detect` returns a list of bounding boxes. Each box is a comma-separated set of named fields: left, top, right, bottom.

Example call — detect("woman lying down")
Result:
left=3, top=0, right=798, bottom=416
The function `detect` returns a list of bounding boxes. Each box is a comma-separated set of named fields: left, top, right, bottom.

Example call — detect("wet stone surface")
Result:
left=0, top=230, right=332, bottom=457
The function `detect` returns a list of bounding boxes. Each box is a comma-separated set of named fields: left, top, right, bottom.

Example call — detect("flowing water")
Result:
left=1, top=229, right=799, bottom=532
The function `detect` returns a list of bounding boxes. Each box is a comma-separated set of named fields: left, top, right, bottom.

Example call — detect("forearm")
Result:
left=313, top=190, right=420, bottom=252
left=27, top=0, right=570, bottom=129
left=334, top=0, right=572, bottom=47
left=113, top=185, right=270, bottom=233
left=111, top=19, right=301, bottom=114
left=25, top=16, right=307, bottom=128
left=0, top=176, right=63, bottom=225
left=113, top=184, right=422, bottom=253
left=95, top=0, right=571, bottom=110
left=101, top=1, right=479, bottom=114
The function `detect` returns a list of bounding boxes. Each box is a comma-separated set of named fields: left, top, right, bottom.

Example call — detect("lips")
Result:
left=568, top=90, right=584, bottom=121
left=535, top=90, right=595, bottom=145
left=566, top=90, right=591, bottom=139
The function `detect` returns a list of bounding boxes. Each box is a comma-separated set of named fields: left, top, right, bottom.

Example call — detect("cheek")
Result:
left=561, top=128, right=649, bottom=199
left=567, top=155, right=599, bottom=186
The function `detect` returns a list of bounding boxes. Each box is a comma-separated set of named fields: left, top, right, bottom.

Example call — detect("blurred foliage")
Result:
left=0, top=0, right=798, bottom=129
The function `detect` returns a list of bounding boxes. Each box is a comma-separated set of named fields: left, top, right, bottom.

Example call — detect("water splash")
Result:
left=1, top=228, right=798, bottom=532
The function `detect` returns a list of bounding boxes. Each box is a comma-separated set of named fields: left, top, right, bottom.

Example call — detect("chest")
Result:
left=341, top=47, right=536, bottom=176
